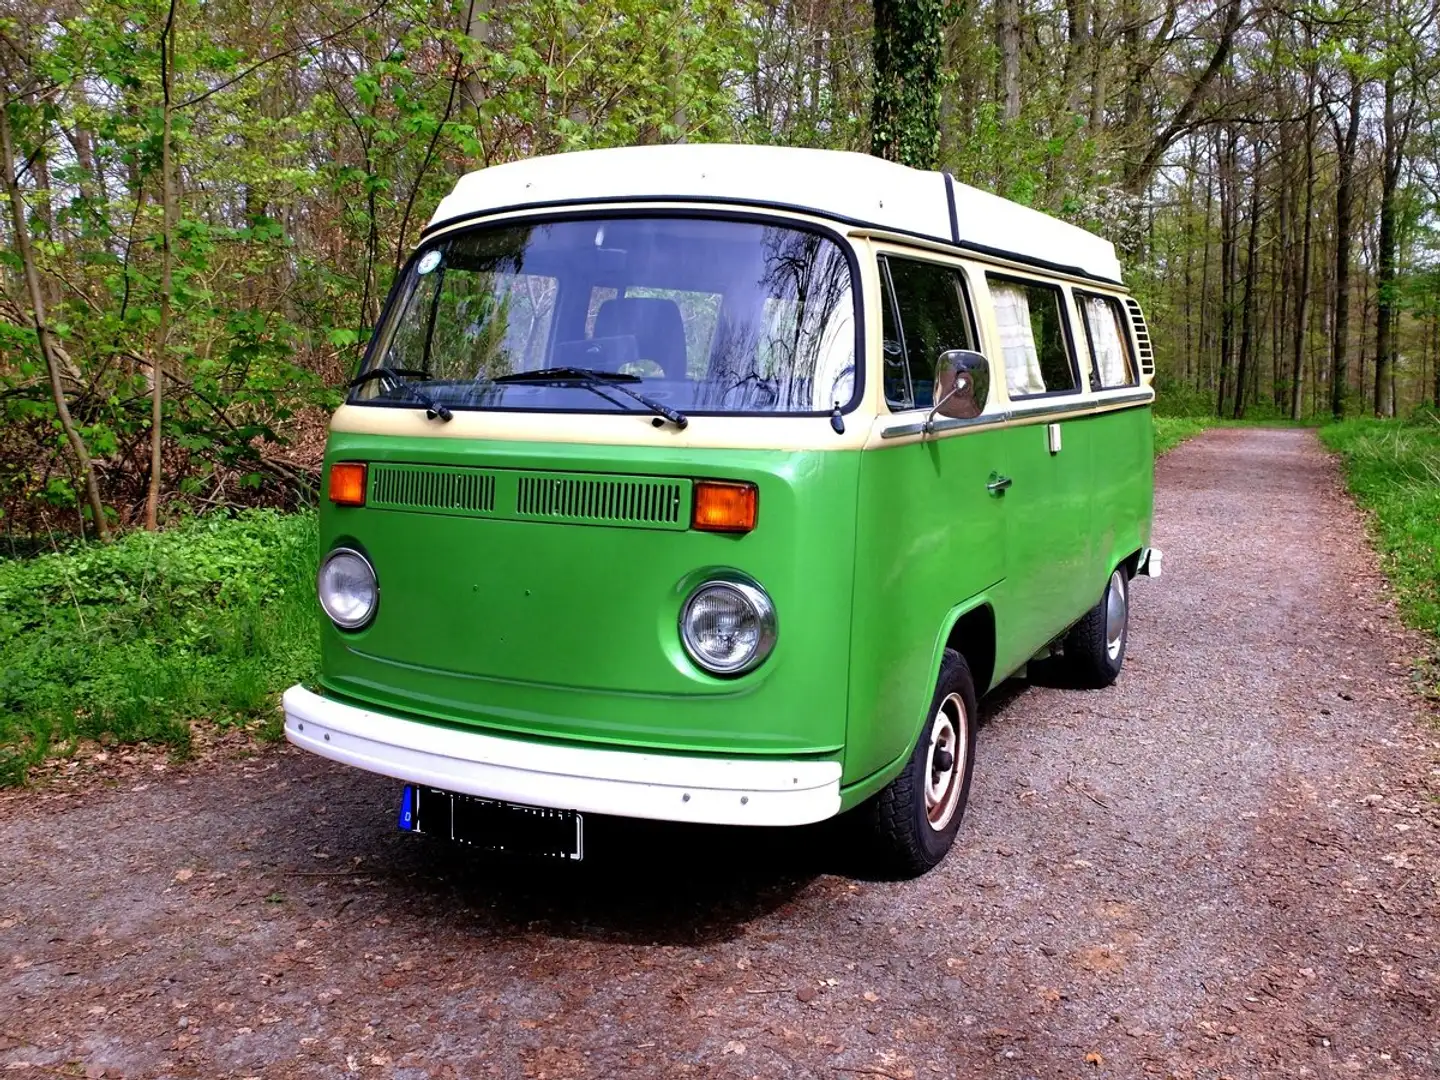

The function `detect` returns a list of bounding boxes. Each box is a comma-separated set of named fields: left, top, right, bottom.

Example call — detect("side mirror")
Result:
left=925, top=349, right=990, bottom=433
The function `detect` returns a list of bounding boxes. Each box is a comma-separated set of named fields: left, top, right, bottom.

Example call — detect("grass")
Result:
left=0, top=510, right=320, bottom=785
left=1318, top=413, right=1440, bottom=689
left=1153, top=415, right=1217, bottom=456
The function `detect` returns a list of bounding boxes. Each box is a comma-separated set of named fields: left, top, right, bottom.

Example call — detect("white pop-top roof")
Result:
left=426, top=143, right=1125, bottom=284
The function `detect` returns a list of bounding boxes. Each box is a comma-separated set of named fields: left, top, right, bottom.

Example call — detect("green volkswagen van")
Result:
left=283, top=144, right=1160, bottom=876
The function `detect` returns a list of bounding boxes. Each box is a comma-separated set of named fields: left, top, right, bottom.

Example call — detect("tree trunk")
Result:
left=464, top=0, right=494, bottom=118
left=871, top=0, right=946, bottom=168
left=1432, top=304, right=1439, bottom=407
left=0, top=98, right=110, bottom=541
left=1233, top=139, right=1262, bottom=419
left=1289, top=64, right=1316, bottom=422
left=146, top=0, right=178, bottom=531
left=998, top=0, right=1021, bottom=121
left=1216, top=128, right=1237, bottom=416
left=1198, top=158, right=1214, bottom=395
left=1330, top=72, right=1362, bottom=419
left=1375, top=67, right=1402, bottom=417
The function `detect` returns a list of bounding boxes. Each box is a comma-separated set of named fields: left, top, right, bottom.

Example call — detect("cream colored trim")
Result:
left=329, top=404, right=875, bottom=451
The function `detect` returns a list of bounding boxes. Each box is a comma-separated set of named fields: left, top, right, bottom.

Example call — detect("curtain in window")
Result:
left=991, top=283, right=1045, bottom=396
left=1085, top=297, right=1131, bottom=387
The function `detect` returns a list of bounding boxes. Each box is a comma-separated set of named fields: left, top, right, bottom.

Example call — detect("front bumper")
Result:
left=281, top=685, right=842, bottom=826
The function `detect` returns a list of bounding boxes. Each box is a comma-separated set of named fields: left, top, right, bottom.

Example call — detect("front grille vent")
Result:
left=1123, top=298, right=1156, bottom=376
left=369, top=464, right=496, bottom=516
left=515, top=473, right=689, bottom=530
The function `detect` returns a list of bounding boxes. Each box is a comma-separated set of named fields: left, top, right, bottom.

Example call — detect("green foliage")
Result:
left=1, top=0, right=755, bottom=532
left=1319, top=416, right=1440, bottom=678
left=1152, top=415, right=1216, bottom=456
left=870, top=0, right=946, bottom=168
left=0, top=511, right=319, bottom=782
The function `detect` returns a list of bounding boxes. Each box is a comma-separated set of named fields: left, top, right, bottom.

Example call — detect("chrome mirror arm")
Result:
left=923, top=386, right=959, bottom=436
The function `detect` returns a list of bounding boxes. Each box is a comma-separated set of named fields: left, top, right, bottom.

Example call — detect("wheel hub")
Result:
left=1105, top=569, right=1127, bottom=660
left=923, top=693, right=968, bottom=831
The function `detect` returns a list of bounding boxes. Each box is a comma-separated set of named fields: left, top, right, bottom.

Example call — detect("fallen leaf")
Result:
left=863, top=990, right=880, bottom=1002
left=173, top=868, right=194, bottom=883
left=721, top=1041, right=745, bottom=1056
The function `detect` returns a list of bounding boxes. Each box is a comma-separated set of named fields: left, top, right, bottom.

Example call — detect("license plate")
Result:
left=398, top=785, right=583, bottom=861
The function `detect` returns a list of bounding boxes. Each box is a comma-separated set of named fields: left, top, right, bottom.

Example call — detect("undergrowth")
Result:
left=1152, top=416, right=1216, bottom=456
left=1319, top=412, right=1440, bottom=696
left=0, top=511, right=319, bottom=785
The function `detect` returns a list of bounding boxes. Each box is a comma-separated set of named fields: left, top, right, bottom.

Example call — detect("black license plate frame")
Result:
left=399, top=785, right=583, bottom=861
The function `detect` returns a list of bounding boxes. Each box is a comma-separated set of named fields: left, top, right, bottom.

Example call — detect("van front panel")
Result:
left=317, top=432, right=860, bottom=757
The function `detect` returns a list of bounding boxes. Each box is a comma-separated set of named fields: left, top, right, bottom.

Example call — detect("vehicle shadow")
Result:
left=364, top=804, right=854, bottom=947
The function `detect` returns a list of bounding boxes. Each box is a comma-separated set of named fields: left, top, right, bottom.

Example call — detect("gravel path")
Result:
left=2, top=427, right=1438, bottom=1080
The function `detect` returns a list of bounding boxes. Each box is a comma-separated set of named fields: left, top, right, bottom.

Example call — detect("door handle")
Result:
left=987, top=473, right=1012, bottom=495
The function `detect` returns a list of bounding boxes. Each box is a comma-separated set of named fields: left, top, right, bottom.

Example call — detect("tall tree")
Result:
left=871, top=0, right=947, bottom=168
left=146, top=0, right=178, bottom=530
left=1328, top=58, right=1364, bottom=418
left=0, top=95, right=110, bottom=539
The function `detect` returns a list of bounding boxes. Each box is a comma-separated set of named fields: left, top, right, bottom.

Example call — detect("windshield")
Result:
left=351, top=216, right=858, bottom=415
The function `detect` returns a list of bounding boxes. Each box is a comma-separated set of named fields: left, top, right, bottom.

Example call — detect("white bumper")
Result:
left=1138, top=546, right=1163, bottom=578
left=281, top=685, right=843, bottom=827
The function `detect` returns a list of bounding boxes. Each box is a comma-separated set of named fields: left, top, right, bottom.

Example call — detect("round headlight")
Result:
left=679, top=579, right=776, bottom=676
left=317, top=547, right=378, bottom=630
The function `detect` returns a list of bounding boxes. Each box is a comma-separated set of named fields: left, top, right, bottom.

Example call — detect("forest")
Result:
left=1, top=0, right=1439, bottom=539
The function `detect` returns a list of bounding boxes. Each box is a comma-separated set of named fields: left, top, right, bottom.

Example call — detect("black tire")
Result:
left=1064, top=565, right=1130, bottom=688
left=864, top=648, right=978, bottom=878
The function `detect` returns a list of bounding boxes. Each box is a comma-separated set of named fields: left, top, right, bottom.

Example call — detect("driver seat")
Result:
left=592, top=297, right=688, bottom=380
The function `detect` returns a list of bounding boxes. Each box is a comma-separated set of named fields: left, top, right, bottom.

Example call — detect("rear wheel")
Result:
left=1064, top=566, right=1129, bottom=688
left=865, top=649, right=977, bottom=877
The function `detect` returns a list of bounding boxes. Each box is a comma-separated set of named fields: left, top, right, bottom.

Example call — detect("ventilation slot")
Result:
left=514, top=473, right=689, bottom=530
left=369, top=464, right=496, bottom=517
left=1124, top=298, right=1156, bottom=376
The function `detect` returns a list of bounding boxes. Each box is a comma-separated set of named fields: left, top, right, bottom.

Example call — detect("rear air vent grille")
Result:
left=1124, top=298, right=1156, bottom=376
left=514, top=473, right=690, bottom=530
left=369, top=464, right=496, bottom=516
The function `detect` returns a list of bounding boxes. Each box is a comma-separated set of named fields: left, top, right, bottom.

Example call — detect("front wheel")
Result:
left=1064, top=566, right=1129, bottom=688
left=864, top=648, right=978, bottom=878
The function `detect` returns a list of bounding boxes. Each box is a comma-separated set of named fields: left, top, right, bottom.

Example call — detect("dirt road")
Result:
left=2, top=427, right=1437, bottom=1079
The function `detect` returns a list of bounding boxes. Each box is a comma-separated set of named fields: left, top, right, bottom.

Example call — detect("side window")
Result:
left=879, top=256, right=976, bottom=410
left=987, top=276, right=1077, bottom=398
left=1076, top=291, right=1137, bottom=388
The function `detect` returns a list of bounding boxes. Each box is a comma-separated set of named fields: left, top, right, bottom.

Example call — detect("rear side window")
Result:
left=988, top=277, right=1077, bottom=398
left=1076, top=292, right=1137, bottom=388
left=879, top=256, right=977, bottom=410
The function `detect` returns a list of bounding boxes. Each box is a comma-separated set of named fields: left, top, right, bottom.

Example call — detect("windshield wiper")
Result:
left=348, top=366, right=451, bottom=421
left=493, top=367, right=688, bottom=430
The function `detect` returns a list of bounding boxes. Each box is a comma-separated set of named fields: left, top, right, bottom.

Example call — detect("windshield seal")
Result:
left=349, top=208, right=866, bottom=419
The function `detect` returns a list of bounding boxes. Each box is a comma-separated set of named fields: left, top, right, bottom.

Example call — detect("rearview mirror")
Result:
left=925, top=349, right=989, bottom=433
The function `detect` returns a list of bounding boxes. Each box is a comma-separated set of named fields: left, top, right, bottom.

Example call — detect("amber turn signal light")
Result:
left=692, top=481, right=757, bottom=533
left=328, top=462, right=367, bottom=507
